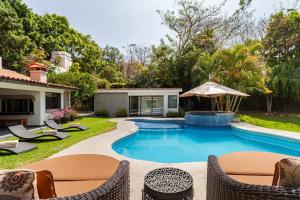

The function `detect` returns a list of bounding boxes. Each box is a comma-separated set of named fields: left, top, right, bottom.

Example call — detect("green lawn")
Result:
left=239, top=114, right=300, bottom=133
left=0, top=117, right=116, bottom=169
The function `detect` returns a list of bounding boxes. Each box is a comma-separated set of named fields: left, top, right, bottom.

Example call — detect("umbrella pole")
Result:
left=230, top=95, right=238, bottom=112
left=219, top=96, right=224, bottom=111
left=215, top=98, right=220, bottom=111
left=211, top=98, right=215, bottom=111
left=225, top=96, right=229, bottom=111
left=235, top=96, right=243, bottom=113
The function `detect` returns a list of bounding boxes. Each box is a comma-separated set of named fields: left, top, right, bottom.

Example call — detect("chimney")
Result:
left=50, top=51, right=72, bottom=73
left=0, top=57, right=2, bottom=69
left=28, top=62, right=47, bottom=83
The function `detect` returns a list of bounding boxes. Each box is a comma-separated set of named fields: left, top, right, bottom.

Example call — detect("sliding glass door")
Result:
left=129, top=96, right=139, bottom=116
left=129, top=96, right=163, bottom=116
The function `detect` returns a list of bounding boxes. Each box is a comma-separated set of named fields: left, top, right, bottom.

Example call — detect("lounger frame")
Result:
left=0, top=142, right=36, bottom=154
left=207, top=155, right=300, bottom=200
left=44, top=120, right=88, bottom=132
left=8, top=125, right=69, bottom=141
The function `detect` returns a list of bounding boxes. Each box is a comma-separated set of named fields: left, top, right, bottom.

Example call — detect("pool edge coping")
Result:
left=231, top=122, right=300, bottom=141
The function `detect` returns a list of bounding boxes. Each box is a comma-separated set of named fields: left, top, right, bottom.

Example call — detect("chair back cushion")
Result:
left=273, top=158, right=300, bottom=187
left=36, top=170, right=57, bottom=198
left=0, top=169, right=39, bottom=200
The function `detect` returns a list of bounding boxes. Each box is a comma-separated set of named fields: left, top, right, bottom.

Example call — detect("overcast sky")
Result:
left=23, top=0, right=295, bottom=50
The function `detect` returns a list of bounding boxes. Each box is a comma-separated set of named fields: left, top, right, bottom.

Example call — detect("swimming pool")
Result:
left=112, top=120, right=300, bottom=163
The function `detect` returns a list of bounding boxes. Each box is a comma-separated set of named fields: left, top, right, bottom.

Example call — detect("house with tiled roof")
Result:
left=0, top=57, right=76, bottom=126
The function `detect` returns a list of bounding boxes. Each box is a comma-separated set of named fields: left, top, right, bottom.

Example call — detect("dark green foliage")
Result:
left=0, top=0, right=124, bottom=77
left=111, top=82, right=127, bottom=88
left=115, top=108, right=128, bottom=117
left=166, top=111, right=179, bottom=118
left=166, top=109, right=185, bottom=118
left=48, top=72, right=98, bottom=105
left=95, top=109, right=109, bottom=117
left=0, top=0, right=31, bottom=71
left=263, top=11, right=300, bottom=102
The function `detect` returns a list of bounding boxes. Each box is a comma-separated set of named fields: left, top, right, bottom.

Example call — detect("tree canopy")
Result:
left=1, top=0, right=300, bottom=111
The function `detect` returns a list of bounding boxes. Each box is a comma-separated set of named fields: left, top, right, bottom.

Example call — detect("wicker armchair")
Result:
left=49, top=160, right=130, bottom=200
left=207, top=155, right=300, bottom=200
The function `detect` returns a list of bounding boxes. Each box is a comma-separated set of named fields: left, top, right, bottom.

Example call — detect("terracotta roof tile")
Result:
left=0, top=68, right=77, bottom=90
left=0, top=69, right=31, bottom=81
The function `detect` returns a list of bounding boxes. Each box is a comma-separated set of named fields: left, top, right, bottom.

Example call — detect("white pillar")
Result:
left=60, top=92, right=64, bottom=109
left=39, top=91, right=46, bottom=125
left=163, top=94, right=168, bottom=117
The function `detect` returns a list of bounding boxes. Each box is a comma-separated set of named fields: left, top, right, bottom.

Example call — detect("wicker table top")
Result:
left=144, top=168, right=193, bottom=200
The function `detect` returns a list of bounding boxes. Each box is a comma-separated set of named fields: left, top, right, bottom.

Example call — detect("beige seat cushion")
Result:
left=219, top=152, right=286, bottom=175
left=54, top=180, right=106, bottom=197
left=21, top=154, right=119, bottom=181
left=229, top=175, right=273, bottom=186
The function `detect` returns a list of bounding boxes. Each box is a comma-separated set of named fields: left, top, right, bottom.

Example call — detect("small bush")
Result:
left=178, top=108, right=185, bottom=117
left=95, top=108, right=109, bottom=117
left=167, top=111, right=179, bottom=117
left=167, top=109, right=185, bottom=118
left=116, top=108, right=128, bottom=117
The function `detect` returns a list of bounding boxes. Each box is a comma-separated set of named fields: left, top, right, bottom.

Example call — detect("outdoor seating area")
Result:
left=18, top=154, right=130, bottom=199
left=9, top=125, right=70, bottom=141
left=0, top=120, right=89, bottom=155
left=0, top=141, right=36, bottom=154
left=44, top=119, right=89, bottom=132
left=207, top=152, right=300, bottom=200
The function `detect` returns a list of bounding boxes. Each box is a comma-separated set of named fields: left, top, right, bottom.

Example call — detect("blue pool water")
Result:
left=112, top=120, right=300, bottom=163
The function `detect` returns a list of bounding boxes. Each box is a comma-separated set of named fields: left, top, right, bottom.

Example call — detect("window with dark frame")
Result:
left=1, top=99, right=34, bottom=114
left=45, top=93, right=61, bottom=109
left=168, top=95, right=177, bottom=108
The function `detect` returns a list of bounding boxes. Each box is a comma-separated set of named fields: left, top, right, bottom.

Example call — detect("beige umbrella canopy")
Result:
left=180, top=81, right=250, bottom=112
left=180, top=81, right=249, bottom=97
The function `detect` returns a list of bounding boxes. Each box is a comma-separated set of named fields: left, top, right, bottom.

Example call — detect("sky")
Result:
left=23, top=0, right=295, bottom=50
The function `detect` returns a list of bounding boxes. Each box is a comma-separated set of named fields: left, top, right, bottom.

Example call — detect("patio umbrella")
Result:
left=180, top=81, right=250, bottom=111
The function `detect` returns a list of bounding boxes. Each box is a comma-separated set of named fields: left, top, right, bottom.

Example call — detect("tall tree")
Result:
left=102, top=45, right=124, bottom=64
left=0, top=0, right=31, bottom=71
left=192, top=41, right=268, bottom=94
left=263, top=11, right=300, bottom=102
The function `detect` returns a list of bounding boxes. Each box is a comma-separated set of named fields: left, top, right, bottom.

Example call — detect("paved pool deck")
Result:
left=51, top=118, right=300, bottom=200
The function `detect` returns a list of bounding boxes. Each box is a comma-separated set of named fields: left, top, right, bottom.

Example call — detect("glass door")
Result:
left=151, top=96, right=163, bottom=116
left=140, top=96, right=153, bottom=116
left=129, top=96, right=139, bottom=116
left=129, top=96, right=164, bottom=116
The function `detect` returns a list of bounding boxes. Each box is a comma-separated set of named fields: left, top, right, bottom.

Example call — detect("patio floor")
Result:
left=51, top=119, right=207, bottom=200
left=50, top=118, right=300, bottom=200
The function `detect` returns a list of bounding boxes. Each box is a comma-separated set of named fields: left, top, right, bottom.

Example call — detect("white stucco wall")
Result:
left=0, top=82, right=70, bottom=126
left=96, top=89, right=182, bottom=117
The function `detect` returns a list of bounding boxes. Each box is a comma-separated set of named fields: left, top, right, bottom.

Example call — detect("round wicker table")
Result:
left=143, top=168, right=194, bottom=200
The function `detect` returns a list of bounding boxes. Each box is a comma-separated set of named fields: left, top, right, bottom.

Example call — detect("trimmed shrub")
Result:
left=178, top=108, right=186, bottom=117
left=116, top=108, right=128, bottom=117
left=166, top=111, right=179, bottom=117
left=95, top=108, right=109, bottom=117
left=166, top=109, right=185, bottom=118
